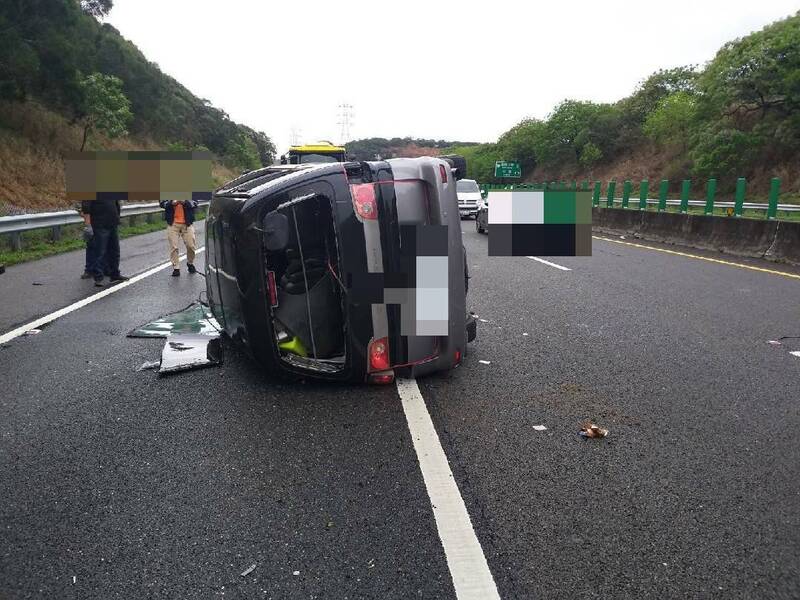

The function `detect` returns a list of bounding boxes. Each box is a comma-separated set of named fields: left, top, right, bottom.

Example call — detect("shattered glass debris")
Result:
left=136, top=360, right=160, bottom=371
left=128, top=302, right=220, bottom=338
left=130, top=302, right=223, bottom=374
left=159, top=334, right=222, bottom=374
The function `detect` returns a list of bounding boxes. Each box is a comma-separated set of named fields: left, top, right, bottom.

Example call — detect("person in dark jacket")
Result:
left=159, top=199, right=198, bottom=276
left=81, top=197, right=128, bottom=287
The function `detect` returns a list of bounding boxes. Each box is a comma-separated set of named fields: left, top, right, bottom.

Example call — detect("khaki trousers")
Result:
left=167, top=223, right=196, bottom=268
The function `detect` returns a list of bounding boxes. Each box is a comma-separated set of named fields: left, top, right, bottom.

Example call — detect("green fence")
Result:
left=478, top=177, right=794, bottom=221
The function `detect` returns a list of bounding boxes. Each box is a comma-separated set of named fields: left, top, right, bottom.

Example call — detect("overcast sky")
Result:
left=106, top=0, right=797, bottom=153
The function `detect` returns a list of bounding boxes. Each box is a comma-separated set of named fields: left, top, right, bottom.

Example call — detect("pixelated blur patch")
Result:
left=65, top=150, right=213, bottom=203
left=347, top=224, right=449, bottom=337
left=487, top=190, right=592, bottom=256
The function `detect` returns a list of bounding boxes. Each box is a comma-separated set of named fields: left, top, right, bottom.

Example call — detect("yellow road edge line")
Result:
left=592, top=236, right=800, bottom=280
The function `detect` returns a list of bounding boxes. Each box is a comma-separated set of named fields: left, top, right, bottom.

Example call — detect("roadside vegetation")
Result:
left=345, top=137, right=479, bottom=161
left=449, top=13, right=800, bottom=202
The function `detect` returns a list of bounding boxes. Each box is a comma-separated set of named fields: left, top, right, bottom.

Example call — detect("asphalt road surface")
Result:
left=1, top=220, right=799, bottom=599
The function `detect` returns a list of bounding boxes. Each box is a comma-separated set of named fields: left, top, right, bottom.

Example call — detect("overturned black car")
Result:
left=205, top=156, right=477, bottom=384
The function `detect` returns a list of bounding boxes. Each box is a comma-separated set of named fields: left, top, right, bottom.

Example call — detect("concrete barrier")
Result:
left=592, top=208, right=800, bottom=266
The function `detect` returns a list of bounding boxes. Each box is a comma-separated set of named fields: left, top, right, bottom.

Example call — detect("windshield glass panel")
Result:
left=296, top=153, right=341, bottom=164
left=457, top=180, right=479, bottom=193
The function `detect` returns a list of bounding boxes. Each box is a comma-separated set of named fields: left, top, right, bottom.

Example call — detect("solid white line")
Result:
left=395, top=378, right=501, bottom=600
left=0, top=248, right=205, bottom=345
left=526, top=256, right=571, bottom=271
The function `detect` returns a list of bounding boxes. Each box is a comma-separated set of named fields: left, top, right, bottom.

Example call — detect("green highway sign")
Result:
left=494, top=160, right=521, bottom=178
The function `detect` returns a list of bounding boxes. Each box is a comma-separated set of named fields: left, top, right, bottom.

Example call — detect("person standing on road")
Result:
left=81, top=197, right=129, bottom=287
left=160, top=198, right=198, bottom=276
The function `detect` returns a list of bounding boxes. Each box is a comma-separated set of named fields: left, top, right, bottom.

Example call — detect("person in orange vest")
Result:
left=159, top=198, right=198, bottom=276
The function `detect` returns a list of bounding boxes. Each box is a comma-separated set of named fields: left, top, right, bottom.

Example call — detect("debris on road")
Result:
left=23, top=329, right=41, bottom=336
left=579, top=422, right=609, bottom=438
left=478, top=360, right=491, bottom=365
left=767, top=340, right=782, bottom=345
left=130, top=302, right=223, bottom=375
left=292, top=570, right=300, bottom=576
left=522, top=332, right=529, bottom=336
left=479, top=318, right=489, bottom=323
left=128, top=302, right=220, bottom=338
left=159, top=334, right=221, bottom=374
left=240, top=564, right=257, bottom=577
left=532, top=425, right=547, bottom=431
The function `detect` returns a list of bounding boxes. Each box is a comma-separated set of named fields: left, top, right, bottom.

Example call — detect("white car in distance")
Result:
left=456, top=179, right=481, bottom=219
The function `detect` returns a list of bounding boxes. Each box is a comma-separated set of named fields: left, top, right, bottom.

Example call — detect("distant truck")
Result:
left=280, top=142, right=347, bottom=164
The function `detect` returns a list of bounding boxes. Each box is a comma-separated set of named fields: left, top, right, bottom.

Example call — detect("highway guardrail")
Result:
left=480, top=178, right=798, bottom=219
left=0, top=200, right=210, bottom=250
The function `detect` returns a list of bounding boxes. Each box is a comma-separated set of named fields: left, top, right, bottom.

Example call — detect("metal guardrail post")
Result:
left=639, top=180, right=649, bottom=210
left=658, top=180, right=669, bottom=212
left=705, top=179, right=717, bottom=215
left=606, top=181, right=616, bottom=208
left=51, top=225, right=62, bottom=241
left=10, top=232, right=22, bottom=251
left=734, top=178, right=746, bottom=217
left=622, top=180, right=631, bottom=209
left=680, top=180, right=690, bottom=214
left=767, top=178, right=780, bottom=220
left=592, top=182, right=601, bottom=206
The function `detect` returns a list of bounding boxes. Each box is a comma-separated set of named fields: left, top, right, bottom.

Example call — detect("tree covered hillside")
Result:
left=0, top=0, right=276, bottom=210
left=346, top=137, right=479, bottom=161
left=450, top=13, right=800, bottom=198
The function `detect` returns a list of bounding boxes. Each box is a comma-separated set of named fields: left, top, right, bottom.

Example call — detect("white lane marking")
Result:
left=526, top=256, right=571, bottom=271
left=791, top=351, right=800, bottom=358
left=0, top=248, right=205, bottom=345
left=395, top=378, right=501, bottom=600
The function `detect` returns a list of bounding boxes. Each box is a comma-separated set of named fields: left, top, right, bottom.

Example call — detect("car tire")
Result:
left=475, top=219, right=483, bottom=234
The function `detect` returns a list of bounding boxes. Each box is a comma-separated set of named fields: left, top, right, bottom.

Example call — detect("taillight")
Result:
left=439, top=164, right=448, bottom=183
left=267, top=270, right=278, bottom=307
left=454, top=349, right=462, bottom=364
left=368, top=336, right=390, bottom=371
left=350, top=183, right=378, bottom=220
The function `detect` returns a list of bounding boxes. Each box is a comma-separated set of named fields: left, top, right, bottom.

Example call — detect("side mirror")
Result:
left=263, top=211, right=290, bottom=251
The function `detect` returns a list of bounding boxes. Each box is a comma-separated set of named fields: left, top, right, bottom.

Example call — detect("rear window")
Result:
left=457, top=180, right=479, bottom=193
